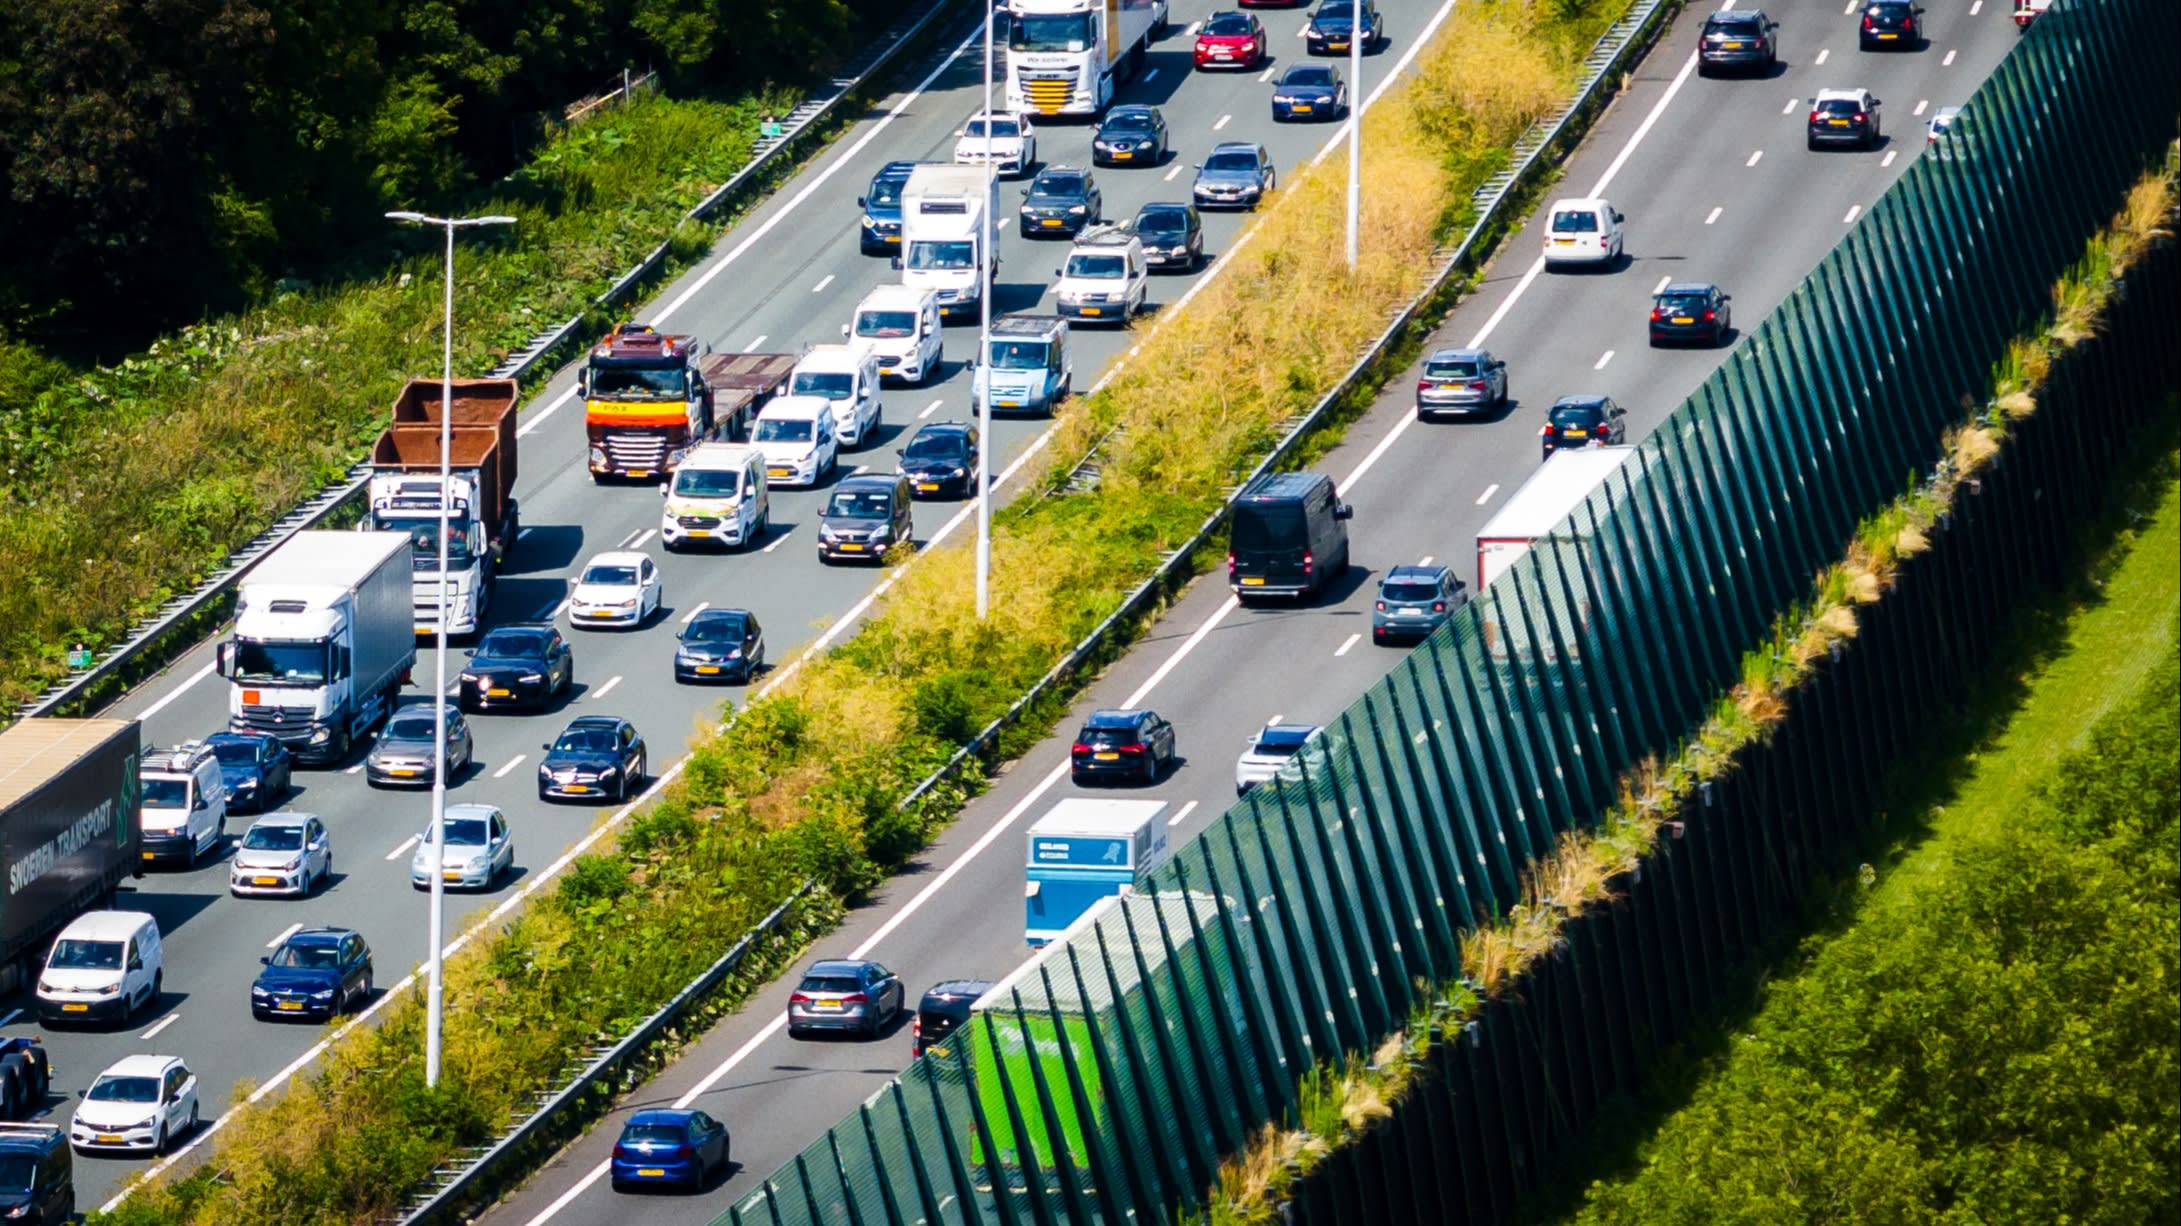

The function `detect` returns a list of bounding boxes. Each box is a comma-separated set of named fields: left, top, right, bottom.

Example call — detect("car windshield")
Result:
left=1816, top=98, right=1863, bottom=115
left=684, top=617, right=748, bottom=644
left=1869, top=2, right=1910, bottom=16
left=437, top=818, right=490, bottom=846
left=964, top=116, right=1020, bottom=139
left=791, top=371, right=854, bottom=400
left=855, top=310, right=918, bottom=339
left=1708, top=17, right=1764, bottom=34
left=990, top=341, right=1049, bottom=370
left=229, top=638, right=330, bottom=686
left=1136, top=209, right=1187, bottom=235
left=1065, top=253, right=1126, bottom=279
left=1205, top=13, right=1254, bottom=34
left=1251, top=731, right=1312, bottom=756
left=47, top=938, right=123, bottom=970
left=554, top=729, right=618, bottom=754
left=1281, top=67, right=1335, bottom=87
left=754, top=417, right=815, bottom=443
left=88, top=1076, right=160, bottom=1104
left=672, top=467, right=740, bottom=497
left=1658, top=294, right=1710, bottom=313
left=244, top=824, right=306, bottom=851
left=1551, top=403, right=1606, bottom=426
left=0, top=1154, right=34, bottom=1190
left=1030, top=174, right=1084, bottom=201
left=270, top=943, right=342, bottom=970
left=1315, top=1, right=1357, bottom=17
left=1425, top=357, right=1479, bottom=379
left=580, top=564, right=639, bottom=586
left=384, top=714, right=437, bottom=741
left=1232, top=503, right=1307, bottom=551
left=621, top=1124, right=689, bottom=1144
left=866, top=176, right=905, bottom=207
left=1010, top=11, right=1093, bottom=52
left=478, top=630, right=546, bottom=659
left=1382, top=581, right=1440, bottom=602
left=905, top=240, right=974, bottom=271
left=586, top=365, right=683, bottom=400
left=905, top=434, right=966, bottom=460
left=827, top=490, right=892, bottom=520
left=142, top=777, right=189, bottom=809
left=799, top=975, right=862, bottom=994
left=1102, top=112, right=1154, bottom=133
left=1551, top=210, right=1600, bottom=233
left=210, top=739, right=261, bottom=766
left=1204, top=150, right=1260, bottom=172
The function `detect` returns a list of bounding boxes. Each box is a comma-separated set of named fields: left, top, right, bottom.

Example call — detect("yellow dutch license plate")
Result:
left=1553, top=238, right=1574, bottom=245
left=1095, top=752, right=1120, bottom=761
left=443, top=870, right=463, bottom=880
left=1830, top=119, right=1849, bottom=126
left=1113, top=151, right=1132, bottom=160
left=95, top=1133, right=121, bottom=1143
left=392, top=769, right=417, bottom=778
left=696, top=665, right=721, bottom=675
left=768, top=467, right=792, bottom=478
left=1672, top=316, right=1694, bottom=324
left=638, top=1168, right=666, bottom=1177
left=1293, top=104, right=1313, bottom=113
left=1241, top=576, right=1266, bottom=586
left=627, top=470, right=651, bottom=479
left=886, top=235, right=900, bottom=243
left=1723, top=40, right=1743, bottom=47
left=487, top=687, right=511, bottom=697
left=1040, top=218, right=1063, bottom=227
left=999, top=399, right=1021, bottom=408
left=1328, top=40, right=1348, bottom=49
left=1564, top=429, right=1589, bottom=438
left=686, top=529, right=710, bottom=538
left=565, top=784, right=590, bottom=793
left=812, top=1000, right=840, bottom=1011
left=63, top=1003, right=88, bottom=1013
left=840, top=543, right=865, bottom=552
left=277, top=1001, right=304, bottom=1011
left=917, top=482, right=940, bottom=492
left=254, top=876, right=281, bottom=886
left=143, top=851, right=156, bottom=861
left=1878, top=31, right=1897, bottom=38
left=1082, top=307, right=1102, bottom=316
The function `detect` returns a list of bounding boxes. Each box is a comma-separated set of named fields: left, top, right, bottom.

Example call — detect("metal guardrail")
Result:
left=14, top=0, right=961, bottom=726
left=381, top=879, right=819, bottom=1225
left=894, top=0, right=1678, bottom=814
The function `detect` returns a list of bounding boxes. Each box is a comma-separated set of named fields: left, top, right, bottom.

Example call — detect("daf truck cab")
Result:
left=1006, top=0, right=1170, bottom=117
left=789, top=346, right=884, bottom=448
left=137, top=743, right=226, bottom=868
left=899, top=165, right=1002, bottom=322
left=1052, top=224, right=1148, bottom=324
left=582, top=324, right=718, bottom=480
left=973, top=315, right=1072, bottom=416
left=842, top=285, right=944, bottom=386
left=660, top=442, right=771, bottom=551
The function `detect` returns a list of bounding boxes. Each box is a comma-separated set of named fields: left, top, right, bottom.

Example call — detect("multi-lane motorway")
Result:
left=465, top=1, right=2031, bottom=1222
left=11, top=0, right=2030, bottom=1216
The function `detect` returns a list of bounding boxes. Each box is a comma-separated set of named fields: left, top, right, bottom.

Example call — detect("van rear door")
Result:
left=1231, top=501, right=1313, bottom=593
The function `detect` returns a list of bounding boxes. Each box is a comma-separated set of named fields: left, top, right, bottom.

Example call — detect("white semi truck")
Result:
left=1474, top=447, right=1641, bottom=662
left=1005, top=0, right=1170, bottom=117
left=216, top=531, right=416, bottom=767
left=899, top=164, right=1003, bottom=321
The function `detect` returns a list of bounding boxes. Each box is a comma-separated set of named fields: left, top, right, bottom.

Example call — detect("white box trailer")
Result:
left=1475, top=448, right=1641, bottom=662
left=1023, top=798, right=1170, bottom=946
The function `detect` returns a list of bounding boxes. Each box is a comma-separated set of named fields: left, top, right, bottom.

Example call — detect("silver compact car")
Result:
left=409, top=804, right=513, bottom=891
left=228, top=812, right=333, bottom=898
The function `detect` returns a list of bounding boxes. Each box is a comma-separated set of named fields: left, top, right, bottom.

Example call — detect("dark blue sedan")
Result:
left=537, top=715, right=647, bottom=803
left=1271, top=65, right=1347, bottom=123
left=251, top=927, right=373, bottom=1022
left=207, top=731, right=290, bottom=814
left=611, top=1109, right=730, bottom=1192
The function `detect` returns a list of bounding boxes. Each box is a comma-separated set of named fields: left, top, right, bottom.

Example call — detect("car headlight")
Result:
left=278, top=856, right=303, bottom=872
left=727, top=648, right=744, bottom=659
left=251, top=986, right=271, bottom=998
left=950, top=466, right=967, bottom=478
left=1067, top=205, right=1086, bottom=215
left=96, top=983, right=118, bottom=996
left=614, top=598, right=638, bottom=609
left=860, top=216, right=878, bottom=229
left=589, top=446, right=607, bottom=466
left=37, top=980, right=53, bottom=995
left=310, top=988, right=336, bottom=1001
left=519, top=672, right=543, bottom=683
left=236, top=777, right=258, bottom=790
left=598, top=765, right=619, bottom=777
left=310, top=727, right=331, bottom=744
left=460, top=672, right=479, bottom=683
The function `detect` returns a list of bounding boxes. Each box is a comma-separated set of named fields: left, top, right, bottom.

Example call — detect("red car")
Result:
left=1195, top=11, right=1268, bottom=69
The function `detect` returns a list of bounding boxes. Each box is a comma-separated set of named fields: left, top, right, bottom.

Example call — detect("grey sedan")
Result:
left=1415, top=348, right=1508, bottom=418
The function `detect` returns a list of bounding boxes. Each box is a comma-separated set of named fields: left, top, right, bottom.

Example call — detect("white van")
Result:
left=660, top=442, right=771, bottom=551
left=750, top=397, right=841, bottom=488
left=788, top=345, right=884, bottom=448
left=1541, top=197, right=1625, bottom=269
left=1053, top=225, right=1149, bottom=324
left=139, top=742, right=227, bottom=868
left=842, top=286, right=944, bottom=386
left=36, top=911, right=163, bottom=1026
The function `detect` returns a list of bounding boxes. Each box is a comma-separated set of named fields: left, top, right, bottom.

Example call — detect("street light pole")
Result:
left=1346, top=3, right=1364, bottom=270
left=386, top=209, right=516, bottom=1091
left=975, top=2, right=997, bottom=620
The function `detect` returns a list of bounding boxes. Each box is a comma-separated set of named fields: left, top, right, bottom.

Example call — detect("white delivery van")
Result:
left=660, top=442, right=771, bottom=551
left=1541, top=197, right=1625, bottom=269
left=842, top=286, right=944, bottom=386
left=788, top=345, right=884, bottom=448
left=138, top=742, right=227, bottom=868
left=36, top=910, right=163, bottom=1026
left=750, top=396, right=841, bottom=488
left=1053, top=224, right=1148, bottom=324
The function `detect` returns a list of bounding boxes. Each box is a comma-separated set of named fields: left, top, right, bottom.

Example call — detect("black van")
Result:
left=1228, top=472, right=1353, bottom=600
left=0, top=1125, right=71, bottom=1224
left=818, top=473, right=915, bottom=564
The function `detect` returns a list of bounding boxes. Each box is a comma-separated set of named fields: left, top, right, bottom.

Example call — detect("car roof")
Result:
left=283, top=926, right=355, bottom=947
left=0, top=1126, right=64, bottom=1153
left=1086, top=708, right=1148, bottom=727
left=1240, top=470, right=1330, bottom=501
left=687, top=606, right=751, bottom=623
left=832, top=474, right=905, bottom=495
left=206, top=730, right=275, bottom=745
left=1256, top=723, right=1321, bottom=742
left=1136, top=201, right=1192, bottom=215
left=564, top=715, right=627, bottom=732
left=444, top=801, right=503, bottom=821
left=915, top=421, right=974, bottom=438
left=1552, top=394, right=1614, bottom=410
left=1659, top=281, right=1718, bottom=295
left=1707, top=7, right=1769, bottom=18
left=100, top=1054, right=179, bottom=1079
left=1383, top=565, right=1452, bottom=584
left=1549, top=196, right=1610, bottom=210
left=483, top=621, right=554, bottom=636
left=1280, top=64, right=1336, bottom=79
left=581, top=550, right=649, bottom=569
left=1209, top=140, right=1265, bottom=157
left=921, top=979, right=995, bottom=1002
left=57, top=910, right=154, bottom=942
left=1425, top=346, right=1487, bottom=362
left=874, top=160, right=920, bottom=178
left=248, top=810, right=321, bottom=829
left=627, top=1108, right=700, bottom=1127
left=1814, top=87, right=1870, bottom=101
left=759, top=394, right=832, bottom=420
left=810, top=959, right=877, bottom=975
left=1105, top=104, right=1158, bottom=118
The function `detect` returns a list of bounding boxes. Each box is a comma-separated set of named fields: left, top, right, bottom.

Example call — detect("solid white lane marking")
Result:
left=1882, top=149, right=1898, bottom=167
left=1334, top=633, right=1362, bottom=657
left=1914, top=99, right=1930, bottom=115
left=920, top=397, right=942, bottom=418
left=812, top=274, right=836, bottom=294
left=1165, top=164, right=1184, bottom=181
left=747, top=334, right=768, bottom=350
left=1214, top=114, right=1232, bottom=130
left=1653, top=274, right=1673, bottom=294
left=1594, top=350, right=1615, bottom=370
left=1170, top=801, right=1199, bottom=827
left=266, top=922, right=302, bottom=949
left=762, top=527, right=795, bottom=553
left=1942, top=48, right=1957, bottom=66
left=1705, top=206, right=1723, bottom=225
left=1969, top=0, right=1981, bottom=13
left=1124, top=596, right=1242, bottom=710
left=139, top=1014, right=181, bottom=1041
left=493, top=755, right=526, bottom=780
left=1844, top=204, right=1863, bottom=223
left=1745, top=149, right=1762, bottom=167
left=1476, top=484, right=1500, bottom=506
left=138, top=661, right=217, bottom=721
left=386, top=835, right=420, bottom=861
left=680, top=601, right=711, bottom=623
left=592, top=675, right=623, bottom=699
left=1814, top=48, right=1830, bottom=65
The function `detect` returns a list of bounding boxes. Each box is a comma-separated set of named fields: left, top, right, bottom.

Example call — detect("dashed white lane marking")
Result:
left=1418, top=556, right=1434, bottom=567
left=627, top=528, right=656, bottom=550
left=1296, top=24, right=1308, bottom=35
left=345, top=763, right=364, bottom=775
left=762, top=527, right=795, bottom=553
left=266, top=923, right=302, bottom=949
left=1334, top=633, right=1363, bottom=657
left=1170, top=801, right=1199, bottom=827
left=1969, top=0, right=1981, bottom=13
left=1815, top=48, right=1830, bottom=64
left=0, top=1010, right=19, bottom=1029
left=1783, top=98, right=1799, bottom=114
left=1165, top=164, right=1184, bottom=181
left=1842, top=0, right=1856, bottom=13
left=1745, top=149, right=1763, bottom=167
left=1214, top=114, right=1232, bottom=130
left=1705, top=206, right=1723, bottom=225
left=1844, top=204, right=1863, bottom=223
left=1269, top=714, right=1284, bottom=725
left=552, top=596, right=574, bottom=619
left=1476, top=484, right=1501, bottom=506
left=494, top=755, right=526, bottom=780
left=1942, top=48, right=1957, bottom=66
left=747, top=334, right=767, bottom=350
left=812, top=274, right=835, bottom=293
left=387, top=834, right=420, bottom=861
left=680, top=601, right=711, bottom=624
left=140, top=1014, right=181, bottom=1041
left=1654, top=274, right=1673, bottom=294
left=617, top=527, right=644, bottom=547
left=1882, top=149, right=1898, bottom=167
left=1914, top=98, right=1930, bottom=115
left=1143, top=69, right=1160, bottom=83
left=1187, top=20, right=1203, bottom=34
left=1594, top=350, right=1616, bottom=370
left=920, top=398, right=942, bottom=418
left=592, top=675, right=623, bottom=700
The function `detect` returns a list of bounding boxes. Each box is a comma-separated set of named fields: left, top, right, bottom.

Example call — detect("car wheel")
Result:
left=788, top=1024, right=807, bottom=1041
left=153, top=1123, right=167, bottom=1155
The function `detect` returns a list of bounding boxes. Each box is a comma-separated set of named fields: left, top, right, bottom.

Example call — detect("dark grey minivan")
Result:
left=818, top=473, right=914, bottom=564
left=1228, top=471, right=1353, bottom=601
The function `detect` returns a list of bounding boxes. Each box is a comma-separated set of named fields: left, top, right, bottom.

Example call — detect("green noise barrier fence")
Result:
left=720, top=0, right=2180, bottom=1220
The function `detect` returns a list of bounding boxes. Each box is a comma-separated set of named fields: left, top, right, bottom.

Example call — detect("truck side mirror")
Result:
left=660, top=483, right=671, bottom=497
left=215, top=641, right=235, bottom=679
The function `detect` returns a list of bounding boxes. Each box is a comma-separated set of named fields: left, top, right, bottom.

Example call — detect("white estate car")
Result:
left=953, top=109, right=1036, bottom=177
left=71, top=1055, right=199, bottom=1155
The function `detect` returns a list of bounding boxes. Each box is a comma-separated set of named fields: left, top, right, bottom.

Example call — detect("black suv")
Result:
left=1541, top=396, right=1628, bottom=458
left=0, top=1125, right=70, bottom=1225
left=1018, top=167, right=1102, bottom=239
left=819, top=473, right=915, bottom=563
left=1696, top=9, right=1779, bottom=75
left=857, top=160, right=920, bottom=254
left=1649, top=282, right=1733, bottom=347
left=1070, top=708, right=1179, bottom=785
left=1858, top=0, right=1923, bottom=49
left=898, top=422, right=981, bottom=499
left=1134, top=203, right=1204, bottom=272
left=912, top=979, right=995, bottom=1059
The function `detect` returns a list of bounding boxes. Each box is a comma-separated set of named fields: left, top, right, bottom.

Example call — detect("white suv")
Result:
left=953, top=109, right=1036, bottom=177
left=1053, top=226, right=1148, bottom=325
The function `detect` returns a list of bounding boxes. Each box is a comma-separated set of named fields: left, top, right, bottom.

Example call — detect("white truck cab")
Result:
left=789, top=345, right=884, bottom=448
left=842, top=286, right=944, bottom=386
left=138, top=742, right=227, bottom=867
left=660, top=442, right=771, bottom=551
left=751, top=396, right=842, bottom=488
left=1053, top=224, right=1148, bottom=324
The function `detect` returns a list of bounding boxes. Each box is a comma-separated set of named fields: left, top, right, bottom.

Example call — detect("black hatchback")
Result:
left=1649, top=282, right=1732, bottom=347
left=674, top=608, right=765, bottom=684
left=1070, top=708, right=1178, bottom=785
left=1541, top=396, right=1627, bottom=458
left=1858, top=0, right=1923, bottom=49
left=912, top=979, right=994, bottom=1059
left=898, top=422, right=980, bottom=499
left=1134, top=203, right=1203, bottom=272
left=1018, top=167, right=1102, bottom=239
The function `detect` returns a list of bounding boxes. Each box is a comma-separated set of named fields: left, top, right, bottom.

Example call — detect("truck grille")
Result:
left=1020, top=73, right=1075, bottom=113
left=603, top=431, right=672, bottom=468
left=236, top=705, right=311, bottom=734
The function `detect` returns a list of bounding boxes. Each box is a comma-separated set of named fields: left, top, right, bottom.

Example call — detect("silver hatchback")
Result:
left=1415, top=347, right=1508, bottom=418
left=366, top=704, right=474, bottom=788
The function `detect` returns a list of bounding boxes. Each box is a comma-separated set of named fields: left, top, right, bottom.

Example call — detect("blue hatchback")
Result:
left=610, top=1109, right=730, bottom=1192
